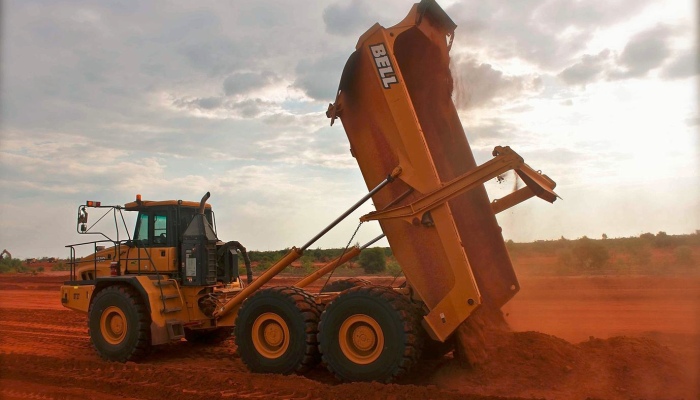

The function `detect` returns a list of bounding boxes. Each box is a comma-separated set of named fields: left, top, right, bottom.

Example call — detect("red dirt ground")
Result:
left=0, top=273, right=697, bottom=400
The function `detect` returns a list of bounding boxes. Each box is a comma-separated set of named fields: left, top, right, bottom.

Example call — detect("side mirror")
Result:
left=78, top=206, right=88, bottom=233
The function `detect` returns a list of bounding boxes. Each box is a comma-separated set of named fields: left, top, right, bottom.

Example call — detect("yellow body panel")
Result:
left=122, top=246, right=178, bottom=274
left=60, top=285, right=94, bottom=313
left=75, top=245, right=179, bottom=280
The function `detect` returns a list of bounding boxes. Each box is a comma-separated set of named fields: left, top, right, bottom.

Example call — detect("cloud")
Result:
left=617, top=25, right=674, bottom=77
left=170, top=95, right=279, bottom=119
left=464, top=118, right=516, bottom=144
left=446, top=0, right=654, bottom=69
left=557, top=25, right=686, bottom=85
left=293, top=52, right=348, bottom=102
left=558, top=50, right=614, bottom=85
left=452, top=57, right=542, bottom=109
left=323, top=0, right=373, bottom=36
left=661, top=49, right=699, bottom=79
left=223, top=71, right=279, bottom=96
left=0, top=131, right=168, bottom=197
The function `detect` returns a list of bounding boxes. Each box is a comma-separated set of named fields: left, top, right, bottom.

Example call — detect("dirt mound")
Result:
left=425, top=331, right=695, bottom=400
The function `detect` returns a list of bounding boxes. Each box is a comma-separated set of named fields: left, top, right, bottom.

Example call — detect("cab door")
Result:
left=151, top=211, right=177, bottom=272
left=124, top=209, right=177, bottom=273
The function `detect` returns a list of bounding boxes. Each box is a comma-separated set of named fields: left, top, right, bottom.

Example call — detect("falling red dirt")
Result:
left=0, top=273, right=697, bottom=400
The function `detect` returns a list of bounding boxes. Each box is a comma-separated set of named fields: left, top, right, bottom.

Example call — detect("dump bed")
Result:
left=329, top=1, right=524, bottom=341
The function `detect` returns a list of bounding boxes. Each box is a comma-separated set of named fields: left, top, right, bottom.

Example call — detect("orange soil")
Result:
left=0, top=273, right=697, bottom=400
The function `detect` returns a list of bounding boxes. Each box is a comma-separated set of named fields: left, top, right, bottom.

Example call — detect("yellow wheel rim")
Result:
left=339, top=314, right=384, bottom=364
left=252, top=312, right=290, bottom=359
left=100, top=306, right=127, bottom=345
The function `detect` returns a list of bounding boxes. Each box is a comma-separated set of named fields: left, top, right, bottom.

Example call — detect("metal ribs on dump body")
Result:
left=328, top=0, right=520, bottom=341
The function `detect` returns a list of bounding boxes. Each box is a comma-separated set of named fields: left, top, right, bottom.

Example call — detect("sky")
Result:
left=0, top=0, right=697, bottom=259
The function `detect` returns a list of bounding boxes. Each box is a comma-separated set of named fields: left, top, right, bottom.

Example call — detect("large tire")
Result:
left=234, top=287, right=320, bottom=374
left=88, top=285, right=151, bottom=362
left=318, top=286, right=422, bottom=382
left=185, top=327, right=233, bottom=344
left=320, top=277, right=372, bottom=293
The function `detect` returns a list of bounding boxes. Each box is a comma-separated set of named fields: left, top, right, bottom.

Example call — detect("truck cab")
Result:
left=73, top=196, right=231, bottom=283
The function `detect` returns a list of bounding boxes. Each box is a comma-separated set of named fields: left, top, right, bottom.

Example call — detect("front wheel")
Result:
left=318, top=286, right=423, bottom=382
left=234, top=287, right=320, bottom=374
left=88, top=285, right=152, bottom=362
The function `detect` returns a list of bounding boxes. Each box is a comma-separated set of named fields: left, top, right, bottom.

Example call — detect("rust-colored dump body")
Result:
left=330, top=1, right=518, bottom=341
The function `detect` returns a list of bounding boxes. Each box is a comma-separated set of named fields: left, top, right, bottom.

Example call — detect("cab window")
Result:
left=133, top=210, right=170, bottom=246
left=153, top=213, right=168, bottom=245
left=134, top=213, right=150, bottom=243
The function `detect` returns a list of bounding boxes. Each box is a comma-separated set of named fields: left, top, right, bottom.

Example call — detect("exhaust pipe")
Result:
left=198, top=192, right=210, bottom=214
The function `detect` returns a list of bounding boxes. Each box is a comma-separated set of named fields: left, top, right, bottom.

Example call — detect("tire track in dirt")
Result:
left=0, top=387, right=55, bottom=400
left=1, top=353, right=321, bottom=400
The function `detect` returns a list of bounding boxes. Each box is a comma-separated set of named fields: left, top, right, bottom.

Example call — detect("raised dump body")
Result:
left=328, top=0, right=557, bottom=344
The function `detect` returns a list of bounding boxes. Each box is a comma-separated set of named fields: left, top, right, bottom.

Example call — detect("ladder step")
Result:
left=162, top=307, right=182, bottom=313
left=154, top=280, right=176, bottom=287
left=161, top=293, right=179, bottom=300
left=166, top=320, right=185, bottom=340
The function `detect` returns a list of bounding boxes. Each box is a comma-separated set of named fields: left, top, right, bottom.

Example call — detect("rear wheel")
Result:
left=234, top=287, right=320, bottom=374
left=318, top=286, right=422, bottom=382
left=320, top=277, right=371, bottom=293
left=88, top=285, right=151, bottom=362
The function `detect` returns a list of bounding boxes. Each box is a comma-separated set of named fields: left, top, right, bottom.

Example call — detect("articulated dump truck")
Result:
left=60, top=0, right=558, bottom=383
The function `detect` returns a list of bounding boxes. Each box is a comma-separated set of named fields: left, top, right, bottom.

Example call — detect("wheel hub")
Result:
left=101, top=306, right=127, bottom=345
left=339, top=314, right=384, bottom=364
left=263, top=323, right=284, bottom=347
left=351, top=325, right=376, bottom=351
left=252, top=312, right=290, bottom=359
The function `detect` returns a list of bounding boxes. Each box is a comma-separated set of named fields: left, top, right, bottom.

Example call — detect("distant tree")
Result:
left=674, top=246, right=694, bottom=266
left=300, top=255, right=314, bottom=274
left=571, top=238, right=610, bottom=272
left=51, top=262, right=71, bottom=271
left=602, top=233, right=608, bottom=240
left=359, top=248, right=386, bottom=274
left=386, top=260, right=402, bottom=277
left=0, top=257, right=26, bottom=273
left=640, top=232, right=655, bottom=240
left=653, top=231, right=673, bottom=248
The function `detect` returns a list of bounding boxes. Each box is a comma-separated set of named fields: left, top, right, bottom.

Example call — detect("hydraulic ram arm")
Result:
left=212, top=170, right=401, bottom=320
left=295, top=234, right=385, bottom=289
left=361, top=146, right=558, bottom=223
